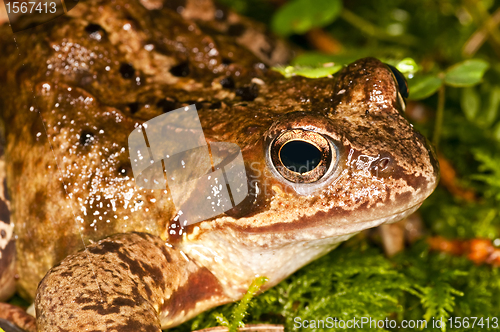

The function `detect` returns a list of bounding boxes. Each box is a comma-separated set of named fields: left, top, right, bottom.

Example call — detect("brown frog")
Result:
left=0, top=0, right=439, bottom=331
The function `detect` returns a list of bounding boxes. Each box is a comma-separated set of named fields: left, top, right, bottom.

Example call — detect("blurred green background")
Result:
left=170, top=0, right=500, bottom=331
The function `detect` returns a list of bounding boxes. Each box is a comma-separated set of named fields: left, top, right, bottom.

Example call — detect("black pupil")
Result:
left=280, top=141, right=322, bottom=174
left=387, top=64, right=409, bottom=98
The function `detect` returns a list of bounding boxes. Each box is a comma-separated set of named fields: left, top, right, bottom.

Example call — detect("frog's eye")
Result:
left=270, top=130, right=335, bottom=183
left=386, top=64, right=409, bottom=99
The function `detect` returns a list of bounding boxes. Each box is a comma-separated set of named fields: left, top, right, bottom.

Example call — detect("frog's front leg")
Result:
left=36, top=232, right=232, bottom=331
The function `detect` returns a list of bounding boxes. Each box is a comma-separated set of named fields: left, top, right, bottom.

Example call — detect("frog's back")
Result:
left=0, top=0, right=292, bottom=299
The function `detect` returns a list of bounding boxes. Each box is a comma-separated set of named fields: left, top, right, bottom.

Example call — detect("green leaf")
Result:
left=291, top=52, right=361, bottom=67
left=444, top=59, right=490, bottom=87
left=482, top=86, right=500, bottom=127
left=271, top=0, right=342, bottom=36
left=494, top=122, right=500, bottom=142
left=396, top=57, right=419, bottom=76
left=460, top=86, right=481, bottom=122
left=408, top=75, right=443, bottom=100
left=273, top=64, right=343, bottom=78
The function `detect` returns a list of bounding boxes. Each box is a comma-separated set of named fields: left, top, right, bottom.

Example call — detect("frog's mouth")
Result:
left=325, top=202, right=424, bottom=238
left=231, top=200, right=424, bottom=242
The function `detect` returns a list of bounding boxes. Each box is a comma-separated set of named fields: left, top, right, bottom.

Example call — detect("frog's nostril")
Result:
left=378, top=157, right=390, bottom=170
left=370, top=156, right=394, bottom=177
left=270, top=130, right=335, bottom=183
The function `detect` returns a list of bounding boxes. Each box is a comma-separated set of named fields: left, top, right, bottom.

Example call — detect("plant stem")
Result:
left=433, top=85, right=446, bottom=149
left=340, top=8, right=418, bottom=46
left=229, top=277, right=268, bottom=332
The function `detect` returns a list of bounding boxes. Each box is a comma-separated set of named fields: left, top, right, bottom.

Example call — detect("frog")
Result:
left=0, top=0, right=439, bottom=330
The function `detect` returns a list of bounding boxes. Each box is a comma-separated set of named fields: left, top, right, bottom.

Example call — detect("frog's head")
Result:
left=193, top=57, right=438, bottom=238
left=255, top=57, right=439, bottom=238
left=183, top=57, right=438, bottom=294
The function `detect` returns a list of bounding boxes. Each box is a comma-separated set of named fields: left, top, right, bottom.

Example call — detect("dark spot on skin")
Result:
left=112, top=297, right=136, bottom=307
left=89, top=240, right=122, bottom=256
left=80, top=75, right=94, bottom=86
left=59, top=271, right=73, bottom=277
left=246, top=125, right=260, bottom=135
left=236, top=83, right=259, bottom=101
left=209, top=101, right=222, bottom=109
left=0, top=230, right=5, bottom=238
left=143, top=283, right=153, bottom=298
left=159, top=245, right=172, bottom=263
left=135, top=233, right=152, bottom=241
left=128, top=102, right=140, bottom=114
left=116, top=248, right=165, bottom=290
left=84, top=23, right=106, bottom=41
left=365, top=109, right=369, bottom=115
left=91, top=236, right=167, bottom=292
left=29, top=114, right=45, bottom=143
left=3, top=179, right=9, bottom=201
left=81, top=303, right=120, bottom=315
left=221, top=58, right=232, bottom=65
left=118, top=164, right=131, bottom=176
left=31, top=190, right=47, bottom=222
left=160, top=266, right=224, bottom=319
left=220, top=76, right=234, bottom=89
left=214, top=5, right=228, bottom=20
left=74, top=296, right=94, bottom=304
left=227, top=23, right=246, bottom=37
left=79, top=131, right=95, bottom=146
left=119, top=63, right=135, bottom=79
left=169, top=62, right=190, bottom=77
left=0, top=199, right=10, bottom=224
left=156, top=99, right=177, bottom=113
left=185, top=100, right=203, bottom=111
left=164, top=0, right=186, bottom=13
left=0, top=240, right=15, bottom=282
left=123, top=318, right=160, bottom=332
